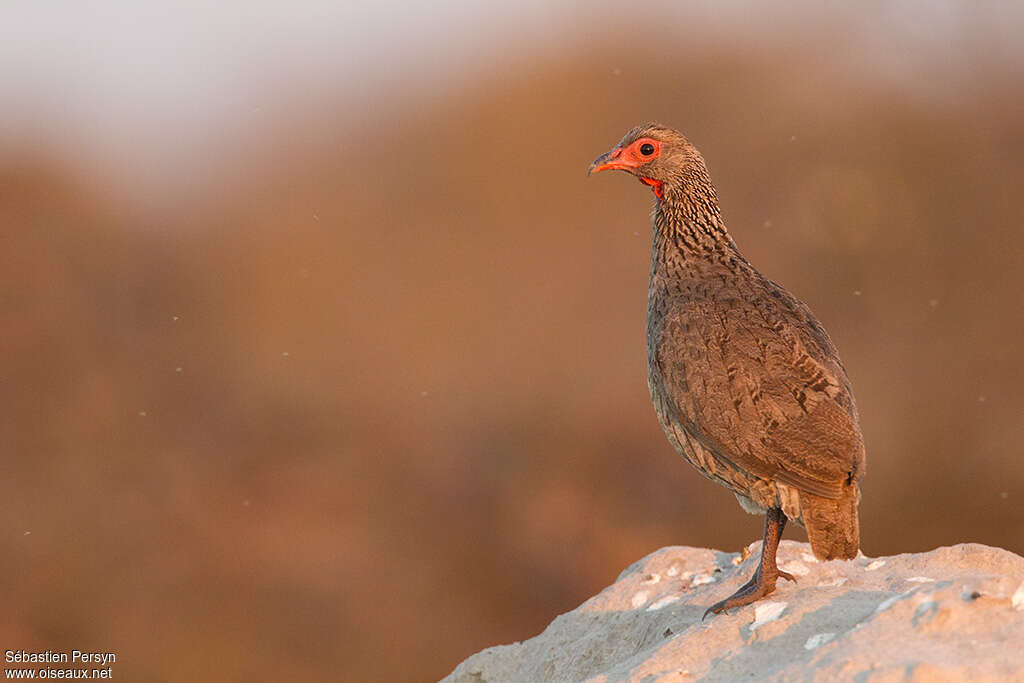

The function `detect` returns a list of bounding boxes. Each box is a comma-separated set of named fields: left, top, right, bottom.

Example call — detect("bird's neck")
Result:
left=654, top=172, right=732, bottom=249
left=651, top=173, right=736, bottom=272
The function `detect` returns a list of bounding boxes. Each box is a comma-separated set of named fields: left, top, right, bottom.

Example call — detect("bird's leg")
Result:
left=703, top=507, right=796, bottom=619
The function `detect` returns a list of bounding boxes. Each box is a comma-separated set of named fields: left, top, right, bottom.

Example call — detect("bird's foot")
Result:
left=702, top=568, right=796, bottom=620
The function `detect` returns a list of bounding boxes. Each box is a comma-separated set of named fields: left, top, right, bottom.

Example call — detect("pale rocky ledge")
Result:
left=442, top=542, right=1024, bottom=682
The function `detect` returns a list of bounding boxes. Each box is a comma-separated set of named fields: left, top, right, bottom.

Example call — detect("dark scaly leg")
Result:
left=703, top=507, right=796, bottom=619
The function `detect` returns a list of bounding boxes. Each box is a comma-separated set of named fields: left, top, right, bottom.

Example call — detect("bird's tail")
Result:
left=801, top=485, right=860, bottom=560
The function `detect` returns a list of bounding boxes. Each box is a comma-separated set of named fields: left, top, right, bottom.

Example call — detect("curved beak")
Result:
left=588, top=147, right=632, bottom=175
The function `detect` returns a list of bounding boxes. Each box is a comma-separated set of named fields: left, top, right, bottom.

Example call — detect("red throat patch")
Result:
left=639, top=176, right=663, bottom=199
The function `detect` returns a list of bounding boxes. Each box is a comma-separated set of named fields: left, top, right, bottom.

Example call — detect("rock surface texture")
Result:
left=442, top=543, right=1024, bottom=682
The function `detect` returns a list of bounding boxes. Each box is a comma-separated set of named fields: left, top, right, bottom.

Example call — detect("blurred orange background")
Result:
left=2, top=3, right=1023, bottom=681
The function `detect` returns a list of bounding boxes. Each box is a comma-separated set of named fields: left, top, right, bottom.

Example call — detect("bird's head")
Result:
left=587, top=122, right=703, bottom=199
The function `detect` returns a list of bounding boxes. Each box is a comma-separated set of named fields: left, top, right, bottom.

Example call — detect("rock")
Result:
left=441, top=542, right=1024, bottom=682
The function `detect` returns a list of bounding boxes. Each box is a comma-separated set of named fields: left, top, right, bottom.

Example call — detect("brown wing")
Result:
left=651, top=276, right=865, bottom=499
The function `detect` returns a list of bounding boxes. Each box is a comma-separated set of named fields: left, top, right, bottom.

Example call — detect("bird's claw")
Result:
left=701, top=567, right=794, bottom=621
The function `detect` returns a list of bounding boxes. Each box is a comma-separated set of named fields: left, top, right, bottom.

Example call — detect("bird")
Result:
left=588, top=123, right=866, bottom=617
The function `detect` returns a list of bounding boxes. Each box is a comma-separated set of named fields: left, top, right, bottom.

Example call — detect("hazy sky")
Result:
left=1, top=1, right=1020, bottom=197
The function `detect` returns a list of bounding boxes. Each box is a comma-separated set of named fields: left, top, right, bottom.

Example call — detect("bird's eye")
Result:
left=639, top=143, right=655, bottom=156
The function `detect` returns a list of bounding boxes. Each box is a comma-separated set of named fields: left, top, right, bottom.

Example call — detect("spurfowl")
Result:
left=589, top=123, right=865, bottom=617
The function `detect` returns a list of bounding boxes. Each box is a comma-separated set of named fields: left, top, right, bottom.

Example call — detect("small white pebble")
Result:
left=23, top=531, right=31, bottom=536
left=779, top=561, right=810, bottom=576
left=665, top=564, right=681, bottom=577
left=928, top=298, right=940, bottom=309
left=906, top=576, right=935, bottom=583
left=853, top=290, right=862, bottom=296
left=647, top=595, right=681, bottom=611
left=801, top=552, right=819, bottom=564
left=175, top=367, right=183, bottom=373
left=1011, top=582, right=1024, bottom=610
left=691, top=574, right=715, bottom=586
left=172, top=315, right=180, bottom=321
left=866, top=559, right=886, bottom=571
left=631, top=591, right=649, bottom=608
left=282, top=351, right=290, bottom=357
left=818, top=577, right=848, bottom=588
left=750, top=601, right=787, bottom=630
left=138, top=411, right=147, bottom=417
left=804, top=632, right=836, bottom=650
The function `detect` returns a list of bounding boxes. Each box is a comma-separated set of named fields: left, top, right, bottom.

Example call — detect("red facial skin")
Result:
left=588, top=137, right=663, bottom=199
